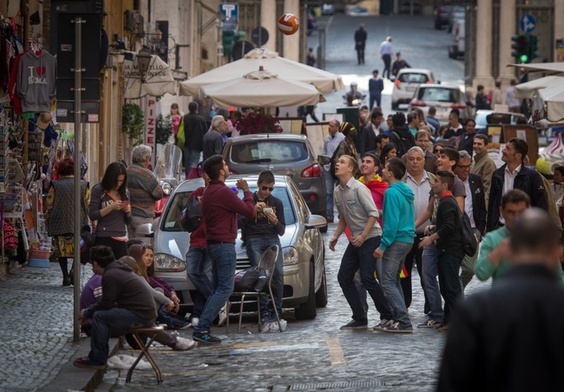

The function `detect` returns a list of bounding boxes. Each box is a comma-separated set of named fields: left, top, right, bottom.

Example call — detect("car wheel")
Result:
left=391, top=101, right=398, bottom=110
left=315, top=260, right=328, bottom=308
left=448, top=46, right=455, bottom=59
left=295, top=262, right=317, bottom=320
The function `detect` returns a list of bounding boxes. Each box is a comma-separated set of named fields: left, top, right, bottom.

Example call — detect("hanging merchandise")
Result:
left=17, top=49, right=57, bottom=113
left=44, top=132, right=88, bottom=190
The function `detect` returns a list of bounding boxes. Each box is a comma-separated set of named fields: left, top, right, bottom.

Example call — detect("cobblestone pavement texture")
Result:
left=0, top=260, right=101, bottom=392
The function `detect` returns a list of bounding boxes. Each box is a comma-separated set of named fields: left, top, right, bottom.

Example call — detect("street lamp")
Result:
left=136, top=46, right=152, bottom=81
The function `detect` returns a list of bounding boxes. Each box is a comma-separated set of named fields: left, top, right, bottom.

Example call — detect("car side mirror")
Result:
left=317, top=155, right=331, bottom=165
left=305, top=214, right=327, bottom=230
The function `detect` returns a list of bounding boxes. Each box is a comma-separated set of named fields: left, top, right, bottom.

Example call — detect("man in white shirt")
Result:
left=379, top=36, right=394, bottom=79
left=487, top=138, right=549, bottom=231
left=455, top=151, right=486, bottom=288
left=321, top=120, right=345, bottom=222
left=329, top=155, right=393, bottom=330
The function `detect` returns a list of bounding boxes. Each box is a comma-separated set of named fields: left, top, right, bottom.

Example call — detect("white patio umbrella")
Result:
left=534, top=83, right=564, bottom=122
left=199, top=67, right=326, bottom=108
left=514, top=76, right=564, bottom=99
left=180, top=48, right=344, bottom=96
left=123, top=51, right=176, bottom=99
left=508, top=62, right=564, bottom=75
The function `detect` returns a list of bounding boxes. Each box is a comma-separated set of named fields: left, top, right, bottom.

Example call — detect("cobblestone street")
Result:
left=94, top=221, right=488, bottom=391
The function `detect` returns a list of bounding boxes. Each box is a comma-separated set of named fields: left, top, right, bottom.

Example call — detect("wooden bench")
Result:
left=125, top=325, right=164, bottom=383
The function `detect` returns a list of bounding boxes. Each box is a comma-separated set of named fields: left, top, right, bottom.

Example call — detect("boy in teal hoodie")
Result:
left=374, top=157, right=416, bottom=333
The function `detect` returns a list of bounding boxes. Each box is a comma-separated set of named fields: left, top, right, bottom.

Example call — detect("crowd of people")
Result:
left=62, top=93, right=564, bottom=385
left=67, top=140, right=290, bottom=365
left=322, top=102, right=563, bottom=336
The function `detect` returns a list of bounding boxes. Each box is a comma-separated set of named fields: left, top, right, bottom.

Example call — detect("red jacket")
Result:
left=188, top=187, right=207, bottom=247
left=202, top=180, right=255, bottom=244
left=359, top=174, right=388, bottom=227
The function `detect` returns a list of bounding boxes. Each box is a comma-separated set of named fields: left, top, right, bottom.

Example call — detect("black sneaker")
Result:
left=382, top=322, right=413, bottom=334
left=340, top=319, right=368, bottom=330
left=193, top=331, right=222, bottom=344
left=373, top=319, right=393, bottom=331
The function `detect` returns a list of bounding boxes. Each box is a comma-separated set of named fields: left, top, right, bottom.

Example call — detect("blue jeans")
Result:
left=186, top=246, right=213, bottom=317
left=369, top=93, right=381, bottom=110
left=89, top=308, right=153, bottom=364
left=337, top=236, right=393, bottom=321
left=378, top=241, right=413, bottom=327
left=422, top=242, right=443, bottom=321
left=194, top=243, right=236, bottom=333
left=323, top=170, right=336, bottom=220
left=245, top=236, right=283, bottom=321
left=183, top=147, right=201, bottom=175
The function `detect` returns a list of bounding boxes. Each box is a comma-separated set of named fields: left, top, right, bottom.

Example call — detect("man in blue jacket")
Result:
left=373, top=157, right=416, bottom=333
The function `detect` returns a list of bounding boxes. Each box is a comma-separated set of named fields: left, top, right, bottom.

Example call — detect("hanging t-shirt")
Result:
left=17, top=50, right=56, bottom=112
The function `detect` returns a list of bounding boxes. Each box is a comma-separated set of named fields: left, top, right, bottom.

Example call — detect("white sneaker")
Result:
left=217, top=305, right=228, bottom=327
left=173, top=337, right=197, bottom=351
left=279, top=319, right=287, bottom=332
left=261, top=321, right=275, bottom=333
left=191, top=317, right=199, bottom=327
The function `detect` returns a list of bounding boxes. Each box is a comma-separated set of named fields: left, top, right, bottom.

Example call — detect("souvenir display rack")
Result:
left=1, top=109, right=27, bottom=265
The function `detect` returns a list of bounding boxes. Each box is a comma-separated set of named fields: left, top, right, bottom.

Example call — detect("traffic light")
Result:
left=528, top=35, right=539, bottom=61
left=222, top=30, right=246, bottom=62
left=511, top=34, right=529, bottom=63
left=222, top=30, right=236, bottom=59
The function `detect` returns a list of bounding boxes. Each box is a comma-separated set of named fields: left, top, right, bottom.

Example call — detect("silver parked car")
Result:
left=152, top=175, right=328, bottom=320
left=223, top=134, right=327, bottom=229
left=408, top=84, right=468, bottom=123
left=391, top=68, right=435, bottom=110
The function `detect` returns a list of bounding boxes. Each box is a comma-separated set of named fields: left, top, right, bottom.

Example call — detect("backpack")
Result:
left=390, top=130, right=415, bottom=157
left=181, top=194, right=202, bottom=232
left=329, top=145, right=340, bottom=180
left=460, top=212, right=478, bottom=257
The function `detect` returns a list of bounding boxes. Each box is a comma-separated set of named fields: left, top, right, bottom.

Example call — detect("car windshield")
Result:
left=399, top=73, right=429, bottom=84
left=418, top=87, right=460, bottom=102
left=160, top=185, right=296, bottom=231
left=230, top=140, right=309, bottom=164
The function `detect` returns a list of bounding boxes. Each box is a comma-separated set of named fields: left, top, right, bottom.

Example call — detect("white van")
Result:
left=448, top=19, right=465, bottom=59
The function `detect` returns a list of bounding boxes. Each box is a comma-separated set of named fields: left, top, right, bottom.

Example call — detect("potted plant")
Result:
left=156, top=114, right=173, bottom=145
left=122, top=103, right=145, bottom=145
left=235, top=110, right=283, bottom=135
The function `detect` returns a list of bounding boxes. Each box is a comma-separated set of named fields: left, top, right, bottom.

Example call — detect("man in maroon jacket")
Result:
left=192, top=155, right=255, bottom=344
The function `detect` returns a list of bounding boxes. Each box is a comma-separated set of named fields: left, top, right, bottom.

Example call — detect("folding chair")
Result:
left=226, top=244, right=281, bottom=333
left=125, top=325, right=164, bottom=383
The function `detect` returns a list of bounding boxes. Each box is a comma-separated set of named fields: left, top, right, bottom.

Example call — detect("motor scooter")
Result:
left=342, top=82, right=367, bottom=107
left=153, top=143, right=183, bottom=218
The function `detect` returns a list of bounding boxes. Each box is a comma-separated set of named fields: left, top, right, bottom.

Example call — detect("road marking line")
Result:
left=326, top=336, right=345, bottom=366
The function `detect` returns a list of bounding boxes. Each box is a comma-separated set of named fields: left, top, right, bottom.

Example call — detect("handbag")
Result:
left=176, top=116, right=185, bottom=150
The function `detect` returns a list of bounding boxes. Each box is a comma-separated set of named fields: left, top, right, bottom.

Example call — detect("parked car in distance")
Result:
left=447, top=5, right=465, bottom=33
left=391, top=68, right=435, bottom=110
left=346, top=5, right=370, bottom=17
left=434, top=4, right=453, bottom=29
left=408, top=84, right=468, bottom=123
left=475, top=110, right=528, bottom=134
left=223, top=134, right=327, bottom=228
left=399, top=1, right=422, bottom=14
left=152, top=175, right=328, bottom=320
left=321, top=3, right=335, bottom=15
left=448, top=18, right=465, bottom=59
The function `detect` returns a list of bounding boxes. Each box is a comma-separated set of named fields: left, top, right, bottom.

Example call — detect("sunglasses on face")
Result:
left=261, top=186, right=274, bottom=191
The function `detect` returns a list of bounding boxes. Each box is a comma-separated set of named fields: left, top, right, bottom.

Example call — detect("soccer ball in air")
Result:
left=278, top=13, right=300, bottom=35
